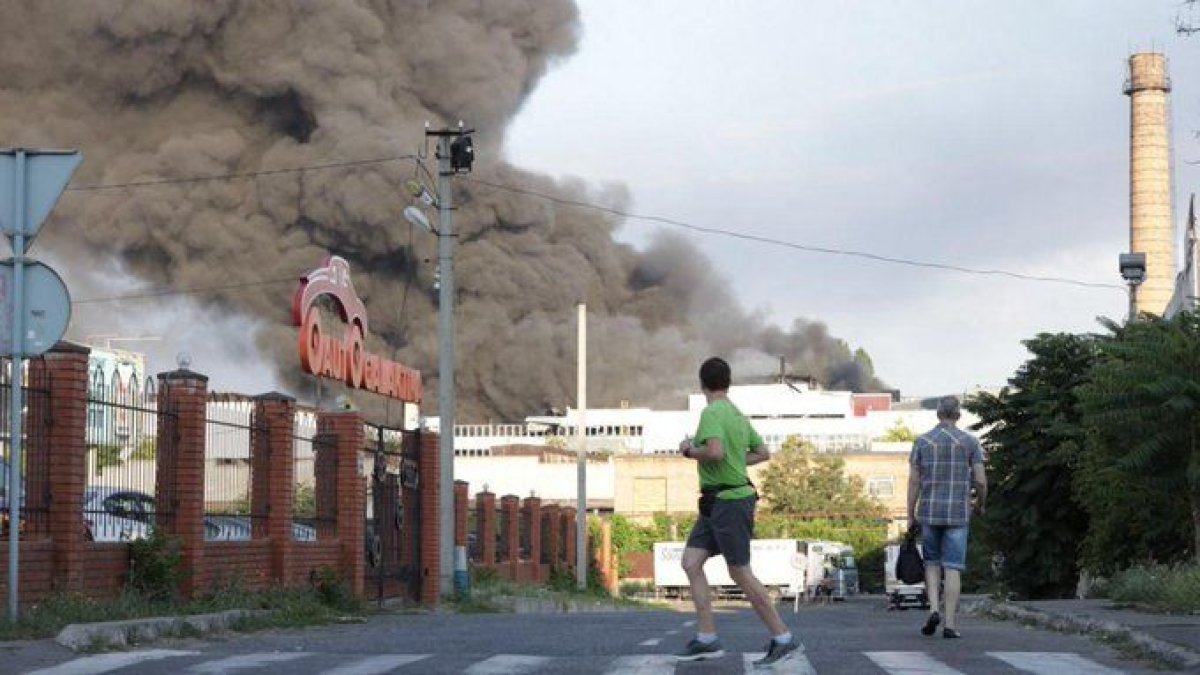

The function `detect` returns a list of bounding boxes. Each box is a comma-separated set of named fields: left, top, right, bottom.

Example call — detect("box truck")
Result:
left=653, top=539, right=857, bottom=601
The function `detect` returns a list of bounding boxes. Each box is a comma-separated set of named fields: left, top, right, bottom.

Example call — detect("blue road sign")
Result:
left=0, top=259, right=71, bottom=357
left=0, top=149, right=81, bottom=252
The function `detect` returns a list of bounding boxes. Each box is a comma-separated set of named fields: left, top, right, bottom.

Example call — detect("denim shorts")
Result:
left=922, top=524, right=969, bottom=571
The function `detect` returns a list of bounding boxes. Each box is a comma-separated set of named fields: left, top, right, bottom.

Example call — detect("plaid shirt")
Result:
left=910, top=423, right=983, bottom=526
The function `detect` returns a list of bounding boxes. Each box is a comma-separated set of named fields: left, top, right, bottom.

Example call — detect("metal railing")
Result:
left=83, top=364, right=163, bottom=542
left=204, top=401, right=259, bottom=541
left=293, top=414, right=333, bottom=541
left=0, top=359, right=50, bottom=537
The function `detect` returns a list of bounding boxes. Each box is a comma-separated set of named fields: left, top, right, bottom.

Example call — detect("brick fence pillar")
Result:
left=561, top=507, right=577, bottom=574
left=35, top=343, right=90, bottom=592
left=317, top=410, right=364, bottom=598
left=501, top=495, right=520, bottom=577
left=253, top=393, right=296, bottom=586
left=523, top=496, right=542, bottom=582
left=476, top=491, right=496, bottom=566
left=543, top=504, right=561, bottom=571
left=157, top=368, right=208, bottom=597
left=418, top=431, right=441, bottom=604
left=454, top=480, right=469, bottom=549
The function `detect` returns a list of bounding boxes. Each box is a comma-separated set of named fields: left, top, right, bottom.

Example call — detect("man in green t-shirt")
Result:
left=673, top=357, right=800, bottom=667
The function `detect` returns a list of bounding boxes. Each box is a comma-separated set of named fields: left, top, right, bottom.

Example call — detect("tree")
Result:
left=965, top=333, right=1096, bottom=598
left=880, top=420, right=916, bottom=442
left=759, top=436, right=884, bottom=518
left=1077, top=313, right=1200, bottom=568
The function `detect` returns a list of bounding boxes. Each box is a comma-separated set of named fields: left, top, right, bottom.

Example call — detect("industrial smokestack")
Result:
left=1125, top=52, right=1176, bottom=316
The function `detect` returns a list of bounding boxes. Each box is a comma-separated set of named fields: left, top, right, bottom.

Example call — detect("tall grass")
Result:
left=1108, top=562, right=1200, bottom=613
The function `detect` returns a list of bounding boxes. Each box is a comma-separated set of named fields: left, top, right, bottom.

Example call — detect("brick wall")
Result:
left=418, top=431, right=440, bottom=604
left=1, top=344, right=441, bottom=609
left=203, top=541, right=272, bottom=591
left=157, top=368, right=209, bottom=597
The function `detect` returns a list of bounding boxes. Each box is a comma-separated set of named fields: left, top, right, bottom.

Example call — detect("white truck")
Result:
left=801, top=540, right=859, bottom=601
left=884, top=543, right=929, bottom=610
left=653, top=539, right=857, bottom=601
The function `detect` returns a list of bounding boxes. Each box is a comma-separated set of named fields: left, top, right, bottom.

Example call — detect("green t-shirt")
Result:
left=694, top=399, right=762, bottom=501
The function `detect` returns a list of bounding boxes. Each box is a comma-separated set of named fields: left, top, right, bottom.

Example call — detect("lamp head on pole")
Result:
left=405, top=179, right=437, bottom=207
left=403, top=205, right=435, bottom=235
left=1119, top=252, right=1147, bottom=286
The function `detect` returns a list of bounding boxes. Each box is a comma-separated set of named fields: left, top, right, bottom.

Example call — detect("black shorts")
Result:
left=685, top=495, right=756, bottom=567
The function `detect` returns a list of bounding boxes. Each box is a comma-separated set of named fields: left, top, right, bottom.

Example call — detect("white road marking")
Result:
left=318, top=654, right=432, bottom=675
left=26, top=650, right=199, bottom=675
left=603, top=655, right=677, bottom=674
left=187, top=652, right=312, bottom=673
left=988, top=652, right=1126, bottom=675
left=742, top=650, right=817, bottom=674
left=463, top=654, right=553, bottom=675
left=683, top=620, right=696, bottom=627
left=639, top=638, right=662, bottom=646
left=864, top=651, right=965, bottom=675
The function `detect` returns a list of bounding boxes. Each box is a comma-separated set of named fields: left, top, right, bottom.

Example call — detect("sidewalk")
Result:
left=966, top=596, right=1200, bottom=671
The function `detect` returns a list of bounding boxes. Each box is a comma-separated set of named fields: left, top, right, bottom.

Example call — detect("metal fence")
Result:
left=363, top=422, right=421, bottom=603
left=205, top=400, right=259, bottom=541
left=0, top=359, right=51, bottom=537
left=292, top=411, right=332, bottom=541
left=84, top=364, right=163, bottom=542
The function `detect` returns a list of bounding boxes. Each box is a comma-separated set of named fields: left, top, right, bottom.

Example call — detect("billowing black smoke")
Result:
left=0, top=1, right=885, bottom=421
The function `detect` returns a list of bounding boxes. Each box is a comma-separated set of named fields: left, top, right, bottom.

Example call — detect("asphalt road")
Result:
left=8, top=596, right=1160, bottom=674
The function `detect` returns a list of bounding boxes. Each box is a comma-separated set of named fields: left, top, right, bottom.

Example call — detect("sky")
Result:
left=504, top=0, right=1200, bottom=397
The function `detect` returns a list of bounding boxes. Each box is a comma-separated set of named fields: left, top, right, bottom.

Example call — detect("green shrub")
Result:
left=1110, top=565, right=1169, bottom=605
left=310, top=566, right=360, bottom=612
left=128, top=529, right=186, bottom=602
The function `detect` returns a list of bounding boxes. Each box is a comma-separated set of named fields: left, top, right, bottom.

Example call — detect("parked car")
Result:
left=83, top=486, right=152, bottom=542
left=83, top=487, right=318, bottom=542
left=204, top=514, right=317, bottom=542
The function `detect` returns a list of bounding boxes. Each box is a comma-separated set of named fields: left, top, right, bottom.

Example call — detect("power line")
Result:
left=58, top=151, right=1122, bottom=293
left=464, top=176, right=1124, bottom=291
left=73, top=277, right=297, bottom=305
left=64, top=154, right=417, bottom=192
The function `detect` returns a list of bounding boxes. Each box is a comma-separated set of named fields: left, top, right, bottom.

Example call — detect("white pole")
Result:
left=575, top=302, right=587, bottom=589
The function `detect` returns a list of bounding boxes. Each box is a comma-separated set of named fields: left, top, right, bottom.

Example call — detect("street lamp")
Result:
left=1119, top=252, right=1147, bottom=322
left=402, top=124, right=474, bottom=598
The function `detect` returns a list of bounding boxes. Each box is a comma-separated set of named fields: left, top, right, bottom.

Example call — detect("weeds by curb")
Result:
left=966, top=598, right=1200, bottom=671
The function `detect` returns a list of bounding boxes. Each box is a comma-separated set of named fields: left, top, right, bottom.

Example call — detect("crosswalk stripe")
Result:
left=463, top=654, right=553, bottom=675
left=603, top=655, right=677, bottom=674
left=638, top=638, right=662, bottom=646
left=988, top=651, right=1126, bottom=675
left=318, top=654, right=432, bottom=675
left=187, top=652, right=311, bottom=673
left=742, top=651, right=817, bottom=674
left=25, top=650, right=199, bottom=675
left=864, top=651, right=965, bottom=675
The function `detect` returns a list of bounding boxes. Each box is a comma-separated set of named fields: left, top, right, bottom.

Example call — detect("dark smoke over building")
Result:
left=0, top=1, right=885, bottom=421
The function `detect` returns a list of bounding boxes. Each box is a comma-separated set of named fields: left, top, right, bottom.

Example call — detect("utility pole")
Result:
left=425, top=124, right=473, bottom=596
left=576, top=303, right=587, bottom=589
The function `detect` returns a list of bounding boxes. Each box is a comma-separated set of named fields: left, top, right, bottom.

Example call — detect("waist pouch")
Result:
left=698, top=481, right=755, bottom=517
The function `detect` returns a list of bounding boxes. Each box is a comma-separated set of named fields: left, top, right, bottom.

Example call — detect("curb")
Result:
left=508, top=597, right=642, bottom=614
left=55, top=609, right=271, bottom=652
left=965, top=598, right=1200, bottom=671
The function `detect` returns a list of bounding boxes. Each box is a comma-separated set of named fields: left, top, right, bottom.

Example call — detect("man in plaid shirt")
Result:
left=907, top=395, right=987, bottom=639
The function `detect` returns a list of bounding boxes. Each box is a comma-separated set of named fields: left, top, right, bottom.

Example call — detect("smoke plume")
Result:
left=0, top=1, right=885, bottom=421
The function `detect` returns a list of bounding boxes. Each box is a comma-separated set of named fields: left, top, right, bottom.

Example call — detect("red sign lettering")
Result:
left=293, top=256, right=422, bottom=403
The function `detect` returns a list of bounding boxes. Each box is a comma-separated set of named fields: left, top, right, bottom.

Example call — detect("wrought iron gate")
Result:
left=363, top=423, right=420, bottom=605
